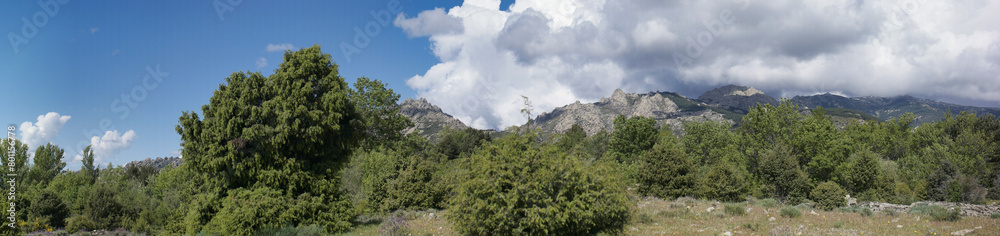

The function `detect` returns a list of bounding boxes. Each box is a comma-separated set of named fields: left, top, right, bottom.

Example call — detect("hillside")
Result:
left=398, top=98, right=468, bottom=140
left=531, top=89, right=732, bottom=135
left=399, top=86, right=1000, bottom=137
left=791, top=93, right=1000, bottom=125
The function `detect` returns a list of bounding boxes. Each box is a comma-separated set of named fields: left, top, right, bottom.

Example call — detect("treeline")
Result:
left=2, top=46, right=998, bottom=235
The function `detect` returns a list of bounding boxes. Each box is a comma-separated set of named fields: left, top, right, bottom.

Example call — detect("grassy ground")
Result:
left=340, top=198, right=1000, bottom=236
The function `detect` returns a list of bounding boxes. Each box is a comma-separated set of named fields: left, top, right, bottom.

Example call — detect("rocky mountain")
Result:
left=398, top=85, right=1000, bottom=138
left=124, top=156, right=183, bottom=170
left=697, top=85, right=779, bottom=114
left=399, top=98, right=468, bottom=139
left=791, top=93, right=1000, bottom=125
left=532, top=89, right=732, bottom=135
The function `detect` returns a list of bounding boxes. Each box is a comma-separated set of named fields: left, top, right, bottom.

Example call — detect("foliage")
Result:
left=779, top=207, right=801, bottom=218
left=842, top=149, right=889, bottom=199
left=556, top=123, right=587, bottom=151
left=448, top=132, right=630, bottom=235
left=810, top=181, right=847, bottom=211
left=28, top=143, right=66, bottom=186
left=638, top=127, right=696, bottom=199
left=176, top=45, right=359, bottom=196
left=26, top=190, right=69, bottom=228
left=696, top=162, right=749, bottom=202
left=435, top=127, right=491, bottom=160
left=175, top=45, right=359, bottom=232
left=349, top=76, right=413, bottom=149
left=384, top=154, right=446, bottom=211
left=609, top=115, right=658, bottom=163
left=757, top=143, right=811, bottom=204
left=85, top=184, right=125, bottom=230
left=65, top=214, right=95, bottom=233
left=682, top=120, right=741, bottom=166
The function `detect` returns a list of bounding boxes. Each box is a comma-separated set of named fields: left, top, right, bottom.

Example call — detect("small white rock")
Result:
left=769, top=217, right=776, bottom=221
left=722, top=231, right=733, bottom=236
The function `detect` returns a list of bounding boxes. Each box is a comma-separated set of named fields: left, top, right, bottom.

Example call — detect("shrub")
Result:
left=383, top=154, right=446, bottom=212
left=928, top=207, right=961, bottom=222
left=759, top=198, right=779, bottom=208
left=779, top=207, right=801, bottom=218
left=85, top=184, right=125, bottom=230
left=658, top=208, right=690, bottom=218
left=207, top=187, right=291, bottom=235
left=743, top=222, right=761, bottom=232
left=723, top=204, right=745, bottom=217
left=810, top=181, right=847, bottom=211
left=65, top=215, right=95, bottom=233
left=448, top=132, right=630, bottom=235
left=253, top=224, right=328, bottom=236
left=638, top=128, right=696, bottom=198
left=990, top=213, right=1000, bottom=219
left=697, top=163, right=749, bottom=202
left=910, top=204, right=961, bottom=222
left=26, top=190, right=70, bottom=228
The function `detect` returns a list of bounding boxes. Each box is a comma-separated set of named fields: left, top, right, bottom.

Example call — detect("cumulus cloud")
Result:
left=266, top=43, right=294, bottom=52
left=398, top=0, right=1000, bottom=129
left=82, top=130, right=137, bottom=163
left=19, top=112, right=71, bottom=150
left=256, top=57, right=268, bottom=69
left=394, top=8, right=465, bottom=37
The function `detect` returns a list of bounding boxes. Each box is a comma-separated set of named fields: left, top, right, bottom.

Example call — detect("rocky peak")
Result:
left=399, top=97, right=467, bottom=140
left=698, top=85, right=778, bottom=113
left=534, top=89, right=729, bottom=136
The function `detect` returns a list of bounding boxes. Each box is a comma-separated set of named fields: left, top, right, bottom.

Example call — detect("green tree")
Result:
left=27, top=190, right=70, bottom=228
left=175, top=45, right=358, bottom=232
left=85, top=184, right=125, bottom=230
left=448, top=132, right=630, bottom=235
left=638, top=127, right=696, bottom=198
left=556, top=123, right=587, bottom=151
left=609, top=115, right=658, bottom=163
left=682, top=120, right=741, bottom=166
left=384, top=153, right=446, bottom=211
left=810, top=181, right=847, bottom=211
left=435, top=127, right=491, bottom=160
left=80, top=145, right=97, bottom=183
left=348, top=76, right=413, bottom=149
left=28, top=143, right=66, bottom=186
left=757, top=143, right=810, bottom=203
left=696, top=162, right=749, bottom=202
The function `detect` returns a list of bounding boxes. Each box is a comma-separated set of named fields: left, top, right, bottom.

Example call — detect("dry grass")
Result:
left=339, top=198, right=1000, bottom=235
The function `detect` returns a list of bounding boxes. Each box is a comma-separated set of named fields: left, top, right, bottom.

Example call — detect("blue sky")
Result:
left=3, top=0, right=999, bottom=170
left=1, top=0, right=514, bottom=169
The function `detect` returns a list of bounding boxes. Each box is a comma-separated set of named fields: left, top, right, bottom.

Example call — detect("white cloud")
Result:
left=85, top=130, right=137, bottom=164
left=90, top=27, right=99, bottom=34
left=266, top=43, right=294, bottom=52
left=256, top=57, right=268, bottom=69
left=19, top=112, right=71, bottom=150
left=394, top=8, right=465, bottom=37
left=398, top=0, right=1000, bottom=129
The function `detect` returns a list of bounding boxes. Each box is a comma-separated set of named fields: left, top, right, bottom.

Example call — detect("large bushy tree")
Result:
left=449, top=131, right=630, bottom=235
left=175, top=45, right=358, bottom=232
left=609, top=115, right=658, bottom=163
